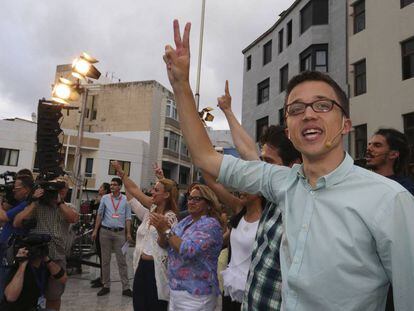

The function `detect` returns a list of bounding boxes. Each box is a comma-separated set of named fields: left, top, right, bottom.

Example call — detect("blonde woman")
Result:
left=111, top=161, right=178, bottom=311
left=151, top=184, right=223, bottom=311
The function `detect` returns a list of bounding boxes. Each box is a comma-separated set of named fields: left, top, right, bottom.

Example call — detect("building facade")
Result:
left=55, top=65, right=192, bottom=189
left=347, top=0, right=414, bottom=165
left=241, top=0, right=348, bottom=145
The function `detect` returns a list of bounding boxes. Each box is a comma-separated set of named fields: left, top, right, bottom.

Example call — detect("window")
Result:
left=256, top=117, right=269, bottom=142
left=402, top=37, right=414, bottom=80
left=180, top=140, right=189, bottom=156
left=278, top=29, right=284, bottom=53
left=257, top=78, right=270, bottom=105
left=87, top=95, right=97, bottom=121
left=300, top=44, right=328, bottom=72
left=108, top=160, right=130, bottom=176
left=0, top=148, right=19, bottom=166
left=300, top=0, right=329, bottom=34
left=403, top=112, right=414, bottom=163
left=287, top=20, right=292, bottom=46
left=85, top=158, right=93, bottom=177
left=279, top=108, right=285, bottom=126
left=354, top=59, right=366, bottom=96
left=166, top=99, right=178, bottom=120
left=263, top=40, right=272, bottom=65
left=246, top=55, right=252, bottom=71
left=179, top=166, right=190, bottom=185
left=401, top=0, right=414, bottom=8
left=164, top=130, right=180, bottom=152
left=354, top=124, right=367, bottom=160
left=353, top=1, right=365, bottom=34
left=280, top=64, right=289, bottom=93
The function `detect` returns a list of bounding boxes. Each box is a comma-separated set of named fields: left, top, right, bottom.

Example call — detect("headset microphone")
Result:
left=325, top=118, right=345, bottom=148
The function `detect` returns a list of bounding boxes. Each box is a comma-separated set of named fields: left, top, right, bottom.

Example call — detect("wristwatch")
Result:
left=164, top=229, right=174, bottom=240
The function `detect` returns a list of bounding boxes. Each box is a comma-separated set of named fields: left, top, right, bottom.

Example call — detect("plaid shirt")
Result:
left=241, top=202, right=283, bottom=311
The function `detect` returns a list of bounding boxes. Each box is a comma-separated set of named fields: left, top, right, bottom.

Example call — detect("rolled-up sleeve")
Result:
left=125, top=202, right=132, bottom=220
left=179, top=219, right=222, bottom=261
left=374, top=191, right=414, bottom=310
left=218, top=155, right=289, bottom=204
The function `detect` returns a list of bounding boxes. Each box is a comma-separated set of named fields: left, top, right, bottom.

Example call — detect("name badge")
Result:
left=112, top=213, right=120, bottom=219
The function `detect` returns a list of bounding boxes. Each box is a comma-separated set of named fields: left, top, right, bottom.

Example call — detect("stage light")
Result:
left=51, top=78, right=80, bottom=105
left=72, top=52, right=101, bottom=80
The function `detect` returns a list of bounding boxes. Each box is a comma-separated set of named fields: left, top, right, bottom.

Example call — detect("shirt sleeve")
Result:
left=374, top=190, right=414, bottom=310
left=127, top=198, right=148, bottom=221
left=218, top=155, right=289, bottom=204
left=97, top=196, right=106, bottom=217
left=6, top=201, right=28, bottom=220
left=179, top=219, right=223, bottom=261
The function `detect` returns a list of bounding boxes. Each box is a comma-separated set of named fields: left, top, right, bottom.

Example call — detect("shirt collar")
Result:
left=296, top=152, right=354, bottom=189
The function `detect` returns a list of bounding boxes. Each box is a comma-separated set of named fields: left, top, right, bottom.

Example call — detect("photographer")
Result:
left=13, top=179, right=79, bottom=311
left=0, top=175, right=36, bottom=299
left=0, top=245, right=67, bottom=311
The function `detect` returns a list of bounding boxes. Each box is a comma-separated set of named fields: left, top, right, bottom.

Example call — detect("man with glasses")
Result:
left=91, top=177, right=133, bottom=297
left=163, top=20, right=414, bottom=310
left=0, top=175, right=34, bottom=299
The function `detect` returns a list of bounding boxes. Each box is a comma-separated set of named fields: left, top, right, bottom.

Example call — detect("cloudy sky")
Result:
left=0, top=0, right=292, bottom=129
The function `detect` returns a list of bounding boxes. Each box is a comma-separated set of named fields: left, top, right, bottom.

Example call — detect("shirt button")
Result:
left=294, top=258, right=299, bottom=264
left=302, top=224, right=307, bottom=229
left=310, top=190, right=314, bottom=195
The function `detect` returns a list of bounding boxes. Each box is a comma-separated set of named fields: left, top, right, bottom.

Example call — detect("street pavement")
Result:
left=61, top=247, right=134, bottom=311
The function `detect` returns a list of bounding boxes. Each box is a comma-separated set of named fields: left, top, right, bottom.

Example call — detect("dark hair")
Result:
left=111, top=177, right=123, bottom=187
left=259, top=125, right=301, bottom=166
left=17, top=169, right=33, bottom=179
left=285, top=71, right=349, bottom=118
left=16, top=175, right=34, bottom=190
left=101, top=182, right=111, bottom=194
left=375, top=128, right=411, bottom=176
left=230, top=195, right=266, bottom=229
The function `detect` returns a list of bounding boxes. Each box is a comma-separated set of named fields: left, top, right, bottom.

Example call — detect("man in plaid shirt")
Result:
left=216, top=84, right=301, bottom=310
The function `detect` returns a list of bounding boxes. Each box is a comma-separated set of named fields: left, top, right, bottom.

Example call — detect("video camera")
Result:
left=0, top=171, right=17, bottom=206
left=13, top=234, right=51, bottom=262
left=34, top=178, right=66, bottom=206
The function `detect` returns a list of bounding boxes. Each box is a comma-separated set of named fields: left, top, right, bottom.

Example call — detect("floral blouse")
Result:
left=168, top=215, right=223, bottom=296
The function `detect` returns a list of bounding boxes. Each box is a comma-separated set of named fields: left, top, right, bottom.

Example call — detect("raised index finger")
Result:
left=225, top=80, right=230, bottom=96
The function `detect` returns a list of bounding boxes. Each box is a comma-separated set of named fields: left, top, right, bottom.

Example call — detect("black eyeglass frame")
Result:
left=285, top=99, right=347, bottom=117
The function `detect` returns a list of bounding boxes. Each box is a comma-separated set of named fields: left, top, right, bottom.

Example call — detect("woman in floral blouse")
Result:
left=151, top=184, right=223, bottom=310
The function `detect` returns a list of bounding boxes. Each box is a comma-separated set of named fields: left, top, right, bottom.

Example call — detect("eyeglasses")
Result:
left=187, top=196, right=205, bottom=203
left=285, top=99, right=346, bottom=116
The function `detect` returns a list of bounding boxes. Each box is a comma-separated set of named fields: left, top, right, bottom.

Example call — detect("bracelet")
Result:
left=53, top=267, right=65, bottom=279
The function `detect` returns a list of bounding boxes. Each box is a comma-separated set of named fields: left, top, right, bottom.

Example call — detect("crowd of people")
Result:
left=1, top=19, right=414, bottom=311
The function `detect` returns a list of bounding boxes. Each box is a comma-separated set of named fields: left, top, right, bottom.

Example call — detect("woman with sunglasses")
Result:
left=111, top=161, right=178, bottom=311
left=150, top=184, right=223, bottom=310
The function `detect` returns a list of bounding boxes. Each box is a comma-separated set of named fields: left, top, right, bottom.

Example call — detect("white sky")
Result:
left=0, top=0, right=293, bottom=129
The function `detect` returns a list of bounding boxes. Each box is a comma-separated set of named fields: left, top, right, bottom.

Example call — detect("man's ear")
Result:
left=389, top=150, right=400, bottom=160
left=342, top=118, right=352, bottom=135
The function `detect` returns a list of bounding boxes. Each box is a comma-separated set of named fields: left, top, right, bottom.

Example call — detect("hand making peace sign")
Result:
left=164, top=20, right=192, bottom=87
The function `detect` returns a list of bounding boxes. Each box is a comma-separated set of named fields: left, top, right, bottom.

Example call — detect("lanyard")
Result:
left=110, top=194, right=122, bottom=214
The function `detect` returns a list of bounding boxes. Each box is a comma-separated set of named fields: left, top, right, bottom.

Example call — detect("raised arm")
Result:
left=111, top=161, right=152, bottom=208
left=164, top=20, right=222, bottom=178
left=217, top=81, right=260, bottom=161
left=202, top=171, right=242, bottom=214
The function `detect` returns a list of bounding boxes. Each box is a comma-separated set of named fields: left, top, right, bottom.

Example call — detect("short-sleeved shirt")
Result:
left=168, top=215, right=223, bottom=296
left=31, top=202, right=75, bottom=261
left=0, top=263, right=48, bottom=311
left=98, top=193, right=131, bottom=228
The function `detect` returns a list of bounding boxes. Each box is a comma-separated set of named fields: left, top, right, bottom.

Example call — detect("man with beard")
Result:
left=366, top=128, right=414, bottom=195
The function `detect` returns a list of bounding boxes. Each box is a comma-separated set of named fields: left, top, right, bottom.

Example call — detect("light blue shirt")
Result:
left=98, top=193, right=131, bottom=228
left=218, top=153, right=414, bottom=311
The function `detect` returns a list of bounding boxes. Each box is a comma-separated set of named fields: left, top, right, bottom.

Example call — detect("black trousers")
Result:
left=222, top=295, right=241, bottom=311
left=133, top=259, right=168, bottom=311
